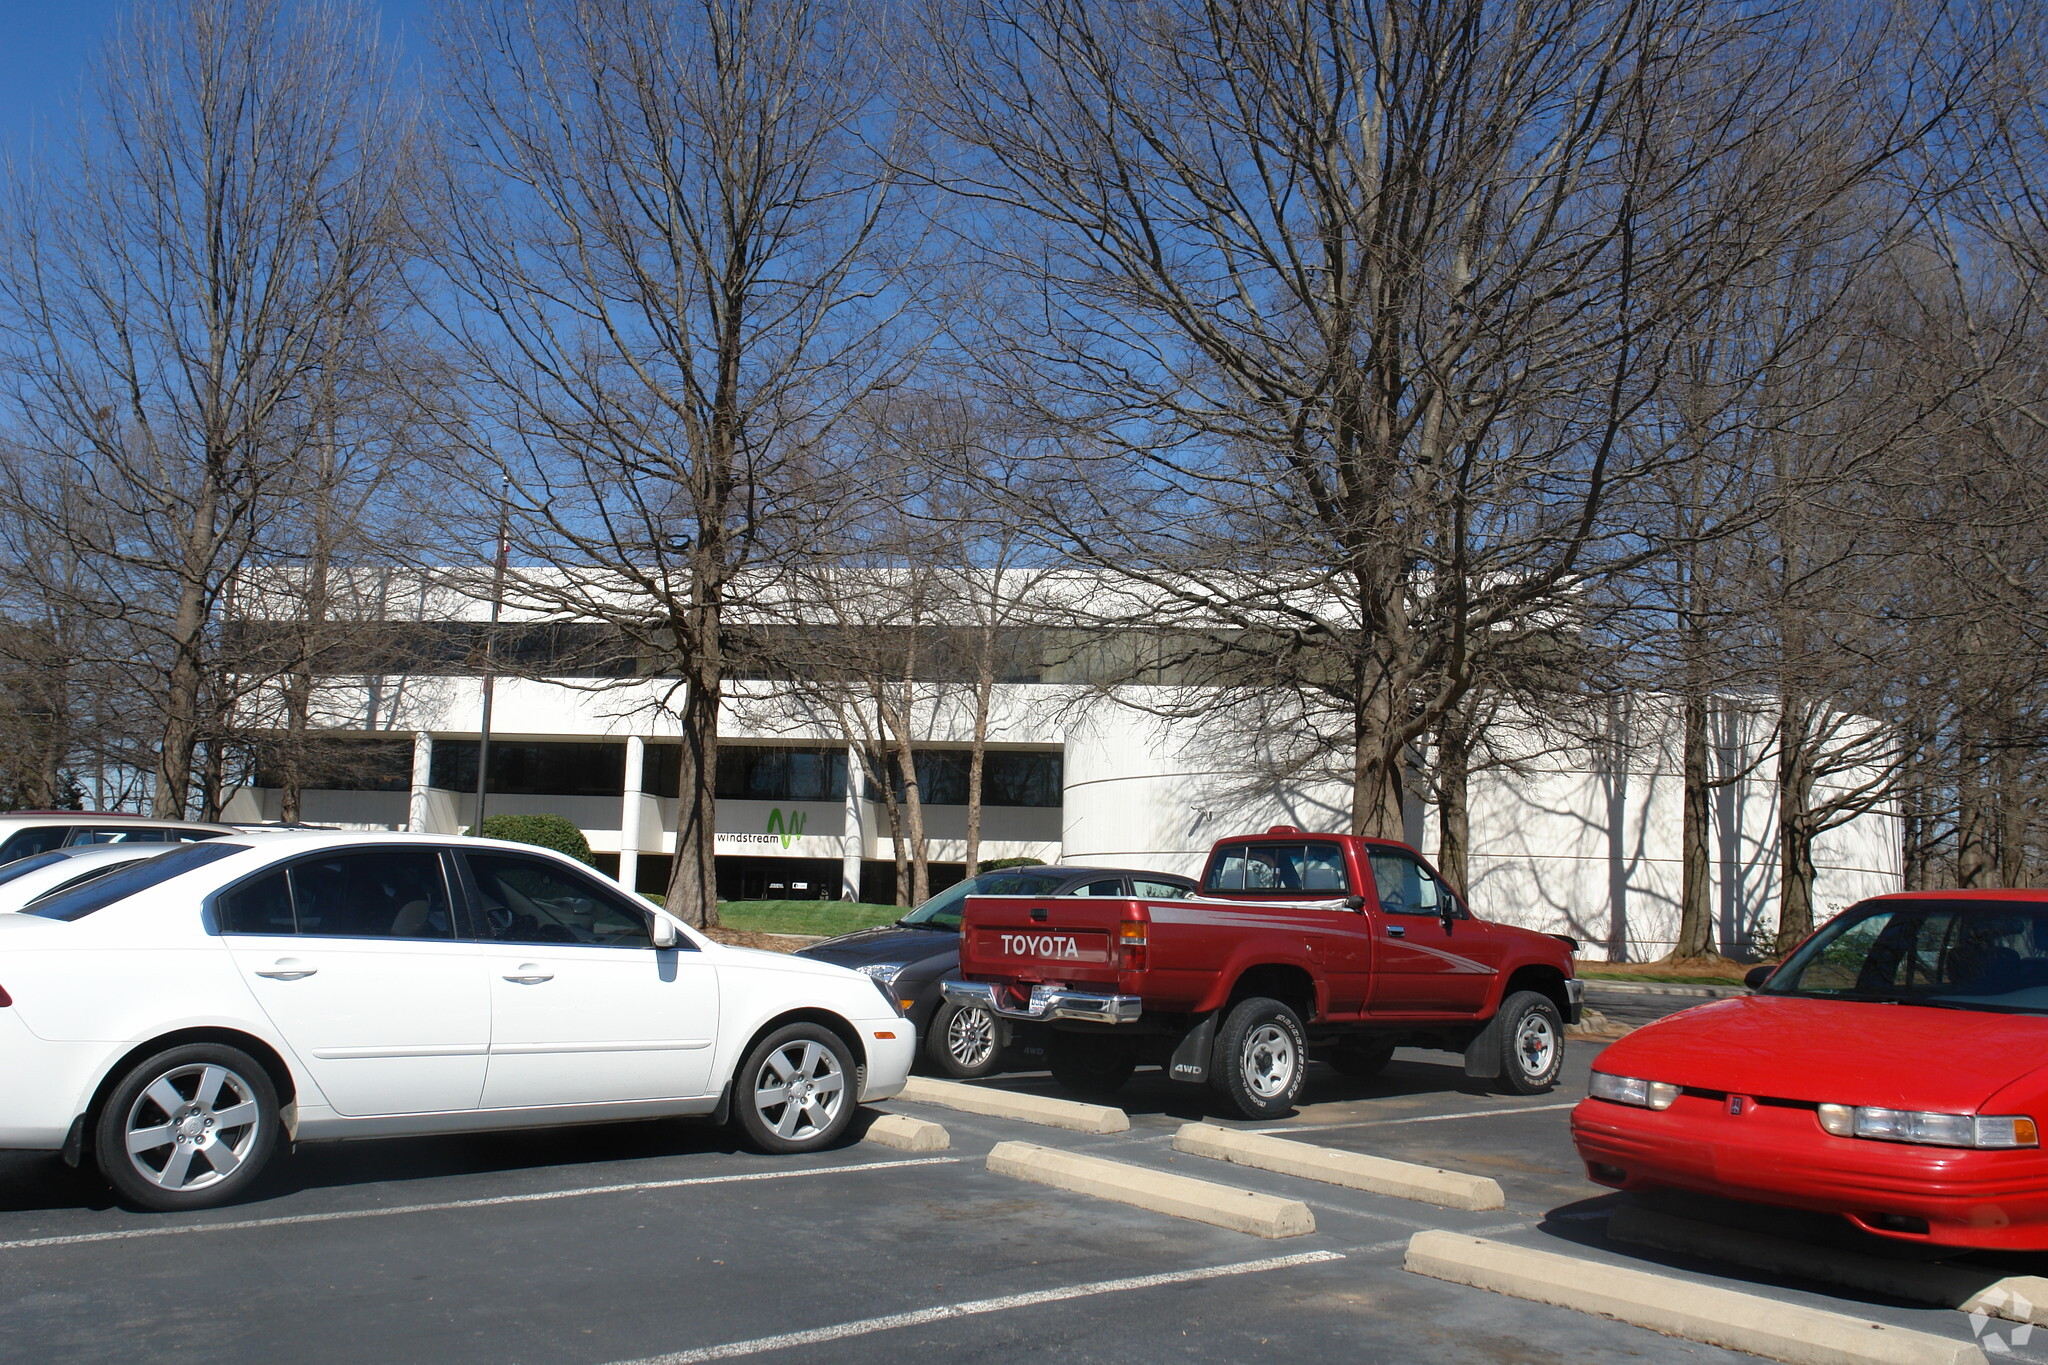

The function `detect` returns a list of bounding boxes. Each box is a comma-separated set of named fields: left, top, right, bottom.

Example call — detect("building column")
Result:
left=408, top=732, right=433, bottom=833
left=841, top=742, right=862, bottom=902
left=619, top=736, right=645, bottom=893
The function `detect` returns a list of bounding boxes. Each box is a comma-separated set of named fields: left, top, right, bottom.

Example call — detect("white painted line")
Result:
left=0, top=1157, right=960, bottom=1253
left=1250, top=1101, right=1578, bottom=1135
left=610, top=1250, right=1347, bottom=1364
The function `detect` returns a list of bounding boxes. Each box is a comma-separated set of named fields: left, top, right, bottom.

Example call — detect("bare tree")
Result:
left=0, top=0, right=417, bottom=817
left=914, top=0, right=1934, bottom=845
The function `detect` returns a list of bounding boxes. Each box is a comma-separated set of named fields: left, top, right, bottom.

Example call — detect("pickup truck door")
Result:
left=1364, top=850, right=1498, bottom=1014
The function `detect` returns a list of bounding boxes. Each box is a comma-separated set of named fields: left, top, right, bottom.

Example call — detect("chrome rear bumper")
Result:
left=941, top=980, right=1142, bottom=1025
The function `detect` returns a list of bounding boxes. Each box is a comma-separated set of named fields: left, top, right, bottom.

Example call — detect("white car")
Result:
left=0, top=844, right=175, bottom=912
left=0, top=833, right=913, bottom=1211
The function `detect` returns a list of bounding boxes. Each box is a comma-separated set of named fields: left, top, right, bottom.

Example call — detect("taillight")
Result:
left=0, top=983, right=11, bottom=1007
left=1119, top=921, right=1147, bottom=970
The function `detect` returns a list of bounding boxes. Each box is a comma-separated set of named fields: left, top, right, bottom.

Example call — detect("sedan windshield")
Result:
left=1764, top=900, right=2048, bottom=1015
left=22, top=842, right=245, bottom=922
left=898, top=871, right=1071, bottom=929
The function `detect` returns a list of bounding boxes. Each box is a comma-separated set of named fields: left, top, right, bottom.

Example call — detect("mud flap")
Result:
left=1463, top=1012, right=1504, bottom=1080
left=1168, top=1012, right=1218, bottom=1084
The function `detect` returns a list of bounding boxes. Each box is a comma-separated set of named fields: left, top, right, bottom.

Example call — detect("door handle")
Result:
left=1386, top=925, right=1406, bottom=938
left=503, top=965, right=554, bottom=984
left=255, top=959, right=316, bottom=980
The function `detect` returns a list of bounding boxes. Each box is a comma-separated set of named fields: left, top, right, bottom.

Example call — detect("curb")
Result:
left=1609, top=1205, right=2048, bottom=1326
left=1173, top=1123, right=1504, bottom=1211
left=895, top=1076, right=1130, bottom=1134
left=863, top=1113, right=951, bottom=1152
left=1404, top=1231, right=1986, bottom=1365
left=988, top=1140, right=1314, bottom=1239
left=1582, top=981, right=1747, bottom=999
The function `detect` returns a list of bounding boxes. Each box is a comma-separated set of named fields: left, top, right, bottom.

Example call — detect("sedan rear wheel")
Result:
left=94, top=1043, right=278, bottom=1211
left=732, top=1023, right=859, bottom=1154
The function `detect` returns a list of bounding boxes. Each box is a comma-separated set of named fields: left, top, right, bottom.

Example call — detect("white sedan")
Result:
left=0, top=844, right=173, bottom=912
left=0, top=833, right=913, bottom=1210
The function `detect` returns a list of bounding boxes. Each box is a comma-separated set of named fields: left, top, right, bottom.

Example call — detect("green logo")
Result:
left=767, top=807, right=807, bottom=850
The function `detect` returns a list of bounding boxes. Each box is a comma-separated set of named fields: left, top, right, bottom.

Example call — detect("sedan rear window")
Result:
left=22, top=842, right=247, bottom=921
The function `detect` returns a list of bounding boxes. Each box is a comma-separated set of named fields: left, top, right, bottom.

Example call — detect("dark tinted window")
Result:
left=430, top=740, right=626, bottom=797
left=25, top=842, right=246, bottom=921
left=888, top=750, right=1063, bottom=807
left=0, top=826, right=69, bottom=864
left=464, top=852, right=665, bottom=948
left=898, top=870, right=1071, bottom=928
left=68, top=826, right=173, bottom=846
left=0, top=850, right=70, bottom=887
left=290, top=850, right=455, bottom=939
left=253, top=737, right=415, bottom=793
left=1133, top=878, right=1192, bottom=900
left=714, top=747, right=849, bottom=802
left=1205, top=842, right=1349, bottom=893
left=1081, top=878, right=1126, bottom=897
left=216, top=869, right=296, bottom=934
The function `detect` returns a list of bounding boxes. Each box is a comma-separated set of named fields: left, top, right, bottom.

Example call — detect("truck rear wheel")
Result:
left=1047, top=1031, right=1136, bottom=1097
left=1494, top=991, right=1565, bottom=1094
left=1210, top=997, right=1306, bottom=1120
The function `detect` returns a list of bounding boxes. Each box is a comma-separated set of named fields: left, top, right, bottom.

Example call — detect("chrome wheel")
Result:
left=1515, top=1011, right=1558, bottom=1080
left=751, top=1039, right=847, bottom=1141
left=122, top=1063, right=264, bottom=1193
left=945, top=1005, right=996, bottom=1071
left=1240, top=1022, right=1298, bottom=1099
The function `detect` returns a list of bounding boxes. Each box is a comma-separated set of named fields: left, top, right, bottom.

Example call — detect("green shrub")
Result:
left=978, top=856, right=1046, bottom=872
left=466, top=812, right=596, bottom=866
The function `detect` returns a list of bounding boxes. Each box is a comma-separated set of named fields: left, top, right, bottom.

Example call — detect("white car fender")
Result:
left=705, top=946, right=911, bottom=1100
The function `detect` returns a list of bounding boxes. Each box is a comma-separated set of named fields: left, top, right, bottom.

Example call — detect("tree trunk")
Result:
left=664, top=627, right=723, bottom=929
left=1774, top=705, right=1817, bottom=955
left=155, top=575, right=210, bottom=819
left=1352, top=672, right=1406, bottom=838
left=1957, top=740, right=1998, bottom=889
left=1671, top=693, right=1718, bottom=960
left=964, top=627, right=995, bottom=878
left=1434, top=714, right=1470, bottom=894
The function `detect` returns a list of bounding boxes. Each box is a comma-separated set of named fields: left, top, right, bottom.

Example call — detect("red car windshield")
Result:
left=1765, top=901, right=2048, bottom=1014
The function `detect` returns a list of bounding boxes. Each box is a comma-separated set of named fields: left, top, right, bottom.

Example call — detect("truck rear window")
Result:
left=1204, top=842, right=1348, bottom=893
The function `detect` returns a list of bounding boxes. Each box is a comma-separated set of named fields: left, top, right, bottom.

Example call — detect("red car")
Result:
left=1573, top=890, right=2048, bottom=1250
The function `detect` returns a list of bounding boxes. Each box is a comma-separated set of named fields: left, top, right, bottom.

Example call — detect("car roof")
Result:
left=1859, top=888, right=2048, bottom=905
left=0, top=812, right=240, bottom=832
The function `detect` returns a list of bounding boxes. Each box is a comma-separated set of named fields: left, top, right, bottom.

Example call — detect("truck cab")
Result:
left=943, top=826, right=1581, bottom=1118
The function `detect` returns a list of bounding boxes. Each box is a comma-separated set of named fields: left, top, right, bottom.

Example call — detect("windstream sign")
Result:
left=717, top=804, right=832, bottom=852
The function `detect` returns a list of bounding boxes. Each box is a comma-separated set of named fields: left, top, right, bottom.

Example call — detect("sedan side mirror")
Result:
left=651, top=914, right=680, bottom=949
left=1744, top=964, right=1776, bottom=990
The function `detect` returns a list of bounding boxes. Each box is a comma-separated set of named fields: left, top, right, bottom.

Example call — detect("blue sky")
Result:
left=0, top=1, right=434, bottom=155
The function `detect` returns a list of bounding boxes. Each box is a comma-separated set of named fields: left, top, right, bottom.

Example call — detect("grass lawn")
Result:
left=714, top=899, right=903, bottom=938
left=1574, top=956, right=1761, bottom=986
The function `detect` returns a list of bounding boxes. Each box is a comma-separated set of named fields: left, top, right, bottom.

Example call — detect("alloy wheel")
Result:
left=945, top=1005, right=996, bottom=1070
left=122, top=1063, right=264, bottom=1193
left=751, top=1039, right=847, bottom=1141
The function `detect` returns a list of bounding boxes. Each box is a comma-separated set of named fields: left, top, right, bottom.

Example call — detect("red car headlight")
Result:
left=1816, top=1104, right=2038, bottom=1148
left=1590, top=1072, right=1679, bottom=1110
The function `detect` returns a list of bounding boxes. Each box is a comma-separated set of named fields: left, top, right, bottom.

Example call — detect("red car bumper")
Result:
left=1572, top=1094, right=2048, bottom=1251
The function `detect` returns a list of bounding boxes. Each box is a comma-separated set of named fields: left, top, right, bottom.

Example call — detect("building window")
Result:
left=253, top=737, right=415, bottom=793
left=709, top=746, right=850, bottom=803
left=429, top=740, right=626, bottom=797
left=888, top=749, right=1062, bottom=808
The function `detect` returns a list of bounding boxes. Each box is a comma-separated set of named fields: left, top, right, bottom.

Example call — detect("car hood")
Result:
left=1598, top=993, right=2048, bottom=1112
left=796, top=924, right=957, bottom=970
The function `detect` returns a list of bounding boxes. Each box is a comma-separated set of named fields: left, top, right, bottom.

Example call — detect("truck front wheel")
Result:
left=1047, top=1031, right=1136, bottom=1097
left=1211, top=997, right=1306, bottom=1120
left=1495, top=991, right=1565, bottom=1093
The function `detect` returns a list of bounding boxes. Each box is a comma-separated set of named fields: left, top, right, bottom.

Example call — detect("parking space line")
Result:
left=609, top=1250, right=1347, bottom=1364
left=0, top=1156, right=960, bottom=1252
left=1251, top=1101, right=1578, bottom=1135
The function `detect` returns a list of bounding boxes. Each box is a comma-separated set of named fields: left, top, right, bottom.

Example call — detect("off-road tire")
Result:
left=1047, top=1030, right=1137, bottom=1097
left=1209, top=996, right=1307, bottom=1120
left=1494, top=990, right=1565, bottom=1094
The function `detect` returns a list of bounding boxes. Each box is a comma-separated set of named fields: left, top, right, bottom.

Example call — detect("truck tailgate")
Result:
left=959, top=895, right=1130, bottom=985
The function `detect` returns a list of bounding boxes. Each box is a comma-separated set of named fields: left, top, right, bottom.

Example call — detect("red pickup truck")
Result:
left=942, top=827, right=1582, bottom=1119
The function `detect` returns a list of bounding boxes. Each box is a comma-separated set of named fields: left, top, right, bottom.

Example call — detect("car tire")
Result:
left=1494, top=990, right=1565, bottom=1094
left=1210, top=996, right=1307, bottom=1120
left=1326, top=1035, right=1397, bottom=1080
left=927, top=1001, right=1002, bottom=1080
left=1046, top=1030, right=1136, bottom=1097
left=730, top=1022, right=861, bottom=1154
left=93, top=1042, right=279, bottom=1212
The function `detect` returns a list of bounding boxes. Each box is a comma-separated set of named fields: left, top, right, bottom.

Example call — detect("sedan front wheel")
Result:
left=732, top=1023, right=860, bottom=1154
left=93, top=1043, right=279, bottom=1211
left=926, top=1001, right=1002, bottom=1079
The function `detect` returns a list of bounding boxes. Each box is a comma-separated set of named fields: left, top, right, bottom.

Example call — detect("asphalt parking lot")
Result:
left=0, top=988, right=2030, bottom=1365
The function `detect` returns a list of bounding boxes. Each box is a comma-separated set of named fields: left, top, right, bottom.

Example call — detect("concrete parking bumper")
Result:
left=1173, top=1122, right=1505, bottom=1211
left=988, top=1141, right=1314, bottom=1239
left=893, top=1076, right=1130, bottom=1134
left=1404, top=1230, right=1987, bottom=1365
left=862, top=1114, right=951, bottom=1152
